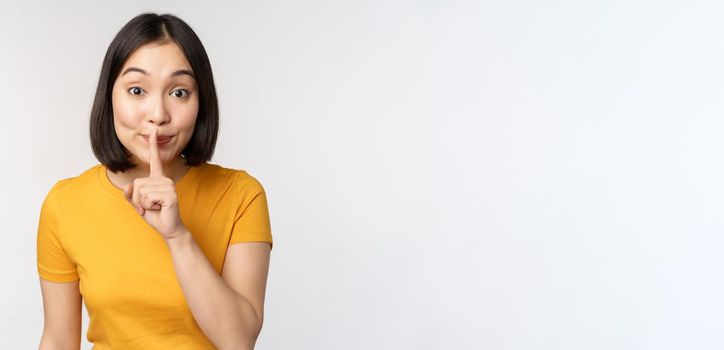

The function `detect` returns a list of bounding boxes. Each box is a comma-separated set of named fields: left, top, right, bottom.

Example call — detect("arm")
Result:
left=165, top=229, right=270, bottom=350
left=38, top=278, right=82, bottom=350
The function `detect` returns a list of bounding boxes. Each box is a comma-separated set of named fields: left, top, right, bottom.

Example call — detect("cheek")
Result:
left=169, top=101, right=199, bottom=129
left=111, top=93, right=140, bottom=128
left=113, top=111, right=135, bottom=130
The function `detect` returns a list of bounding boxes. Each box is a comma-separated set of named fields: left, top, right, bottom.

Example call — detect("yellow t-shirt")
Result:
left=36, top=162, right=273, bottom=349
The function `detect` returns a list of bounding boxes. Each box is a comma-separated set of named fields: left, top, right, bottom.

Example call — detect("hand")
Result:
left=123, top=128, right=186, bottom=240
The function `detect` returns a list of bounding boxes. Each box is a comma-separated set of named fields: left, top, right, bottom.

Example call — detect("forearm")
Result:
left=165, top=229, right=261, bottom=350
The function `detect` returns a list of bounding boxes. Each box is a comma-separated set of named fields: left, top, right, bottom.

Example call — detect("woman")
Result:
left=36, top=13, right=273, bottom=350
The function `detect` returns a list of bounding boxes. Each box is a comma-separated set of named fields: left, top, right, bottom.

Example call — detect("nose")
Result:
left=145, top=94, right=170, bottom=126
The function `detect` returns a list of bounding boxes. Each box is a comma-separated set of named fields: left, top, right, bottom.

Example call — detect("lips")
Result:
left=141, top=134, right=173, bottom=144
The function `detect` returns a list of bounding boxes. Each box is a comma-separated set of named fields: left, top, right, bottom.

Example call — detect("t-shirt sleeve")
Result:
left=36, top=182, right=79, bottom=282
left=229, top=173, right=273, bottom=250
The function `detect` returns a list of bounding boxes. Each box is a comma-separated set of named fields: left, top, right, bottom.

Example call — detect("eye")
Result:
left=128, top=87, right=145, bottom=96
left=171, top=89, right=190, bottom=98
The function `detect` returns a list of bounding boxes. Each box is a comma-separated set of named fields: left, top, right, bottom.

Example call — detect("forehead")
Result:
left=120, top=41, right=192, bottom=77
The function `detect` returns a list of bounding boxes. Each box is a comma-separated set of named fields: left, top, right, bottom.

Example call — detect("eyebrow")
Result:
left=120, top=66, right=195, bottom=79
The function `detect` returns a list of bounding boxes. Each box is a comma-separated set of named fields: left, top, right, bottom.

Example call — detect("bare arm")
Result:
left=165, top=230, right=270, bottom=350
left=38, top=278, right=82, bottom=350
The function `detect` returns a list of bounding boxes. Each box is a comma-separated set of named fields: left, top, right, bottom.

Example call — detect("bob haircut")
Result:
left=90, top=12, right=218, bottom=173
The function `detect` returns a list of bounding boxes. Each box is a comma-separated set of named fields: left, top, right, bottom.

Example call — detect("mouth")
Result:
left=141, top=134, right=173, bottom=145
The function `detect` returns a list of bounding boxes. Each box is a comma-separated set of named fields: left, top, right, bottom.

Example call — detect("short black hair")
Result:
left=90, top=12, right=218, bottom=172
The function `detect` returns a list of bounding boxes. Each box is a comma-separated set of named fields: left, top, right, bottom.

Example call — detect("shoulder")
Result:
left=40, top=164, right=104, bottom=218
left=45, top=164, right=104, bottom=199
left=200, top=162, right=267, bottom=194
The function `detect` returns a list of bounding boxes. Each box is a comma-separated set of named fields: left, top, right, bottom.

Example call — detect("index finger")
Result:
left=148, top=128, right=164, bottom=177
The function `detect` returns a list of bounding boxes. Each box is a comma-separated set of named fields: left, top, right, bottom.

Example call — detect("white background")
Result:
left=2, top=0, right=723, bottom=349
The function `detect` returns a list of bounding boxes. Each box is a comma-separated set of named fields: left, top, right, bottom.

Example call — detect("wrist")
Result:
left=165, top=228, right=193, bottom=250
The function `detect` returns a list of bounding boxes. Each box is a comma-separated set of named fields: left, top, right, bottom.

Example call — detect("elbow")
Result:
left=238, top=319, right=264, bottom=350
left=216, top=295, right=264, bottom=350
left=217, top=337, right=256, bottom=350
left=216, top=317, right=263, bottom=350
left=249, top=314, right=264, bottom=347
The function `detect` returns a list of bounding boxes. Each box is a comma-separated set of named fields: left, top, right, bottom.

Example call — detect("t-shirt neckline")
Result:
left=98, top=162, right=202, bottom=201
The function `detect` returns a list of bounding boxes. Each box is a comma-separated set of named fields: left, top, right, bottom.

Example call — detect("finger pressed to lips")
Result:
left=148, top=129, right=165, bottom=177
left=123, top=129, right=169, bottom=216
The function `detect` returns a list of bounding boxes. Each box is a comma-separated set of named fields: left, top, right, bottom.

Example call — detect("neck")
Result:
left=107, top=156, right=191, bottom=188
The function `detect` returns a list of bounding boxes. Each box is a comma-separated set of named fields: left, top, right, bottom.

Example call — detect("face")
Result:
left=111, top=41, right=199, bottom=167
